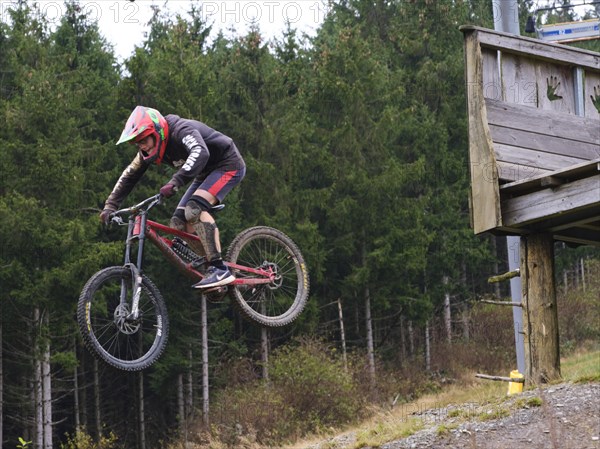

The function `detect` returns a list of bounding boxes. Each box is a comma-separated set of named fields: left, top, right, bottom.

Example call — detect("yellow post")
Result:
left=507, top=370, right=524, bottom=395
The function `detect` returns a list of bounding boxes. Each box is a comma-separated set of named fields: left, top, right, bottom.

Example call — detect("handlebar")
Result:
left=109, top=194, right=163, bottom=224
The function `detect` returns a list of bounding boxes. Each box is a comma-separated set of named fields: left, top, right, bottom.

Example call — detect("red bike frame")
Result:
left=129, top=208, right=275, bottom=287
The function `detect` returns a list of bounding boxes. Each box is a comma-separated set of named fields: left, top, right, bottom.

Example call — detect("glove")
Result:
left=160, top=183, right=177, bottom=198
left=100, top=208, right=114, bottom=225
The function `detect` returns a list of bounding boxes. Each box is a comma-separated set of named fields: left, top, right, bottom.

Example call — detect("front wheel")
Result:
left=226, top=226, right=310, bottom=327
left=77, top=266, right=169, bottom=371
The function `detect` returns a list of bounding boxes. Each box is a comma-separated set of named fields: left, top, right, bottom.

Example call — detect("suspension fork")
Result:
left=121, top=211, right=149, bottom=320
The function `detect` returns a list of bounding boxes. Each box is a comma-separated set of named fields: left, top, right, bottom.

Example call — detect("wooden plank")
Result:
left=488, top=125, right=600, bottom=160
left=500, top=158, right=600, bottom=195
left=464, top=32, right=503, bottom=233
left=584, top=70, right=600, bottom=120
left=495, top=143, right=587, bottom=172
left=482, top=48, right=501, bottom=100
left=548, top=215, right=600, bottom=232
left=554, top=228, right=600, bottom=247
left=495, top=210, right=600, bottom=246
left=536, top=62, right=576, bottom=115
left=497, top=160, right=553, bottom=182
left=501, top=175, right=600, bottom=227
left=486, top=99, right=600, bottom=146
left=459, top=26, right=600, bottom=70
left=500, top=53, right=538, bottom=106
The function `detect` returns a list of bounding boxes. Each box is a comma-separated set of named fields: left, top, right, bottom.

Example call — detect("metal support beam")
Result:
left=574, top=67, right=585, bottom=117
left=493, top=0, right=526, bottom=376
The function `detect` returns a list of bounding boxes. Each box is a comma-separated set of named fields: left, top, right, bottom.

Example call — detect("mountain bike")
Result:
left=77, top=194, right=309, bottom=371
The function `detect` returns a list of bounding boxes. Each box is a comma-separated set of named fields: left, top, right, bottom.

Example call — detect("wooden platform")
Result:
left=461, top=26, right=600, bottom=246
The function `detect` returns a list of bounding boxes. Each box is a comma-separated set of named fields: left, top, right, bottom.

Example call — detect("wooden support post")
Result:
left=521, top=234, right=561, bottom=384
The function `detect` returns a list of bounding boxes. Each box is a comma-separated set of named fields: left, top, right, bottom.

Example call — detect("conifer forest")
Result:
left=0, top=1, right=598, bottom=448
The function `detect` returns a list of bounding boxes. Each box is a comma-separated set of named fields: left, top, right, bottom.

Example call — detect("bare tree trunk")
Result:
left=399, top=315, right=406, bottom=363
left=408, top=320, right=415, bottom=357
left=73, top=339, right=80, bottom=430
left=491, top=236, right=501, bottom=298
left=36, top=357, right=43, bottom=448
left=337, top=298, right=348, bottom=372
left=261, top=300, right=269, bottom=381
left=42, top=312, right=52, bottom=449
left=80, top=350, right=88, bottom=430
left=425, top=320, right=431, bottom=372
left=460, top=261, right=470, bottom=341
left=461, top=305, right=470, bottom=341
left=0, top=318, right=3, bottom=448
left=361, top=237, right=376, bottom=385
left=521, top=234, right=561, bottom=384
left=201, top=295, right=209, bottom=427
left=354, top=304, right=360, bottom=337
left=177, top=373, right=185, bottom=437
left=443, top=276, right=452, bottom=343
left=34, top=307, right=44, bottom=449
left=580, top=258, right=586, bottom=292
left=364, top=285, right=376, bottom=385
left=139, top=372, right=146, bottom=449
left=93, top=358, right=101, bottom=438
left=186, top=347, right=194, bottom=421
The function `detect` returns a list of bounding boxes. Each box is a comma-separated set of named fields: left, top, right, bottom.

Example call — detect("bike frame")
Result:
left=116, top=194, right=276, bottom=287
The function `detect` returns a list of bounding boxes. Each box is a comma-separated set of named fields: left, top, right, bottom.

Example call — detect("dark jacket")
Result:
left=104, top=115, right=244, bottom=211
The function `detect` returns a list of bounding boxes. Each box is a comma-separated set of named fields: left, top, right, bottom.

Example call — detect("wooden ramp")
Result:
left=460, top=26, right=600, bottom=246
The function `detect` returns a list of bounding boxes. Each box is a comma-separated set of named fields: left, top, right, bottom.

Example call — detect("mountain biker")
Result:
left=100, top=106, right=246, bottom=289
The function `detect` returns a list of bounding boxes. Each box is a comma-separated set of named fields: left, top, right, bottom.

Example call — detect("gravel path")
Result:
left=300, top=382, right=600, bottom=449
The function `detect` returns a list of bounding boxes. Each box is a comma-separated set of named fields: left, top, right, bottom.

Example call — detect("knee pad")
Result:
left=184, top=195, right=212, bottom=223
left=169, top=209, right=185, bottom=231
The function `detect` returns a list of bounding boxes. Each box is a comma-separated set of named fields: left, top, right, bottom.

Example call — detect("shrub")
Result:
left=211, top=384, right=294, bottom=446
left=269, top=338, right=365, bottom=431
left=558, top=260, right=600, bottom=353
left=60, top=428, right=118, bottom=449
left=207, top=338, right=365, bottom=447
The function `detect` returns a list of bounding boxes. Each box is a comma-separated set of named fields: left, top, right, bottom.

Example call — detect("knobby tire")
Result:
left=77, top=266, right=169, bottom=371
left=226, top=226, right=310, bottom=327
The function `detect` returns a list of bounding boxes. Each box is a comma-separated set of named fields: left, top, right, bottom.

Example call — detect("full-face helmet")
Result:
left=116, top=106, right=169, bottom=164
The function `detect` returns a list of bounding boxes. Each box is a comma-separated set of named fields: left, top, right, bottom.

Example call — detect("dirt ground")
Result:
left=301, top=382, right=600, bottom=449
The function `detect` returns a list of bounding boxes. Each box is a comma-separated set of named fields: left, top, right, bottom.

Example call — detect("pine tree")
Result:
left=0, top=1, right=120, bottom=444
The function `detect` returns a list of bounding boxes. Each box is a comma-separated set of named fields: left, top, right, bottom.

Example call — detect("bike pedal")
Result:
left=202, top=285, right=228, bottom=294
left=202, top=286, right=228, bottom=302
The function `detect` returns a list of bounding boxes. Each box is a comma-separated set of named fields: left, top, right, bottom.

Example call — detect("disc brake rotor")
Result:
left=113, top=304, right=141, bottom=334
left=263, top=261, right=283, bottom=290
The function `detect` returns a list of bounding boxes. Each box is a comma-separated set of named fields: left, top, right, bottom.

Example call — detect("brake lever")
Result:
left=110, top=215, right=125, bottom=226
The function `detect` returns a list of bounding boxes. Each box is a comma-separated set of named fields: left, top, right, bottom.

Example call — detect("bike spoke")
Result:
left=233, top=233, right=302, bottom=319
left=85, top=271, right=163, bottom=364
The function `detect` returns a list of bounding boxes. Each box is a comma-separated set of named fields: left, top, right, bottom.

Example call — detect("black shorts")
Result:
left=176, top=165, right=246, bottom=208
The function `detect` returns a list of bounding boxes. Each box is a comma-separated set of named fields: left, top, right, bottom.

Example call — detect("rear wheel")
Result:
left=226, top=226, right=309, bottom=327
left=77, top=266, right=169, bottom=371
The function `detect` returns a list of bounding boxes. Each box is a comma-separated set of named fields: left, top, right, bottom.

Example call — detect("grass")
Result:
left=284, top=377, right=507, bottom=449
left=514, top=396, right=543, bottom=408
left=561, top=346, right=600, bottom=383
left=477, top=407, right=510, bottom=421
left=282, top=347, right=600, bottom=449
left=353, top=417, right=424, bottom=448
